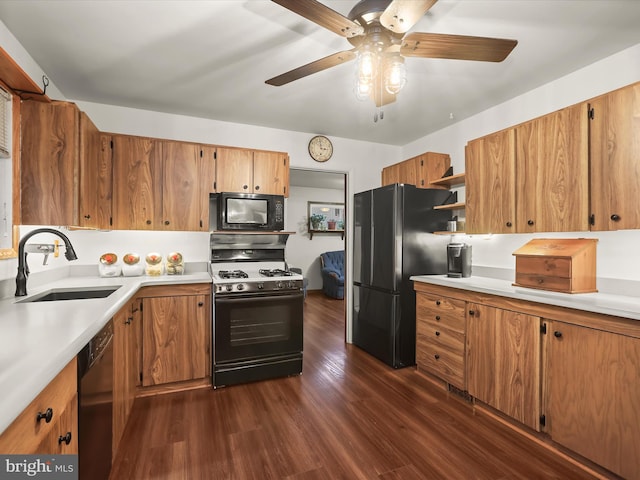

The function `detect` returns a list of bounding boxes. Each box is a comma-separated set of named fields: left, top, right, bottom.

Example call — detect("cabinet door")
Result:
left=113, top=301, right=138, bottom=455
left=253, top=150, right=289, bottom=196
left=199, top=145, right=217, bottom=229
left=20, top=100, right=79, bottom=225
left=465, top=129, right=516, bottom=234
left=112, top=135, right=162, bottom=230
left=516, top=103, right=589, bottom=232
left=417, top=152, right=450, bottom=189
left=589, top=82, right=640, bottom=231
left=467, top=304, right=541, bottom=431
left=142, top=294, right=209, bottom=386
left=79, top=116, right=113, bottom=229
left=162, top=141, right=202, bottom=231
left=381, top=163, right=402, bottom=186
left=548, top=322, right=640, bottom=479
left=215, top=147, right=253, bottom=193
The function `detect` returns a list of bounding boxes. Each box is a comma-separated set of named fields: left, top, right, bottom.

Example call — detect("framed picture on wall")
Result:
left=308, top=201, right=344, bottom=239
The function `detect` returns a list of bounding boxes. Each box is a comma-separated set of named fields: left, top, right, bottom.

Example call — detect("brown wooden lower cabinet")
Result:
left=113, top=297, right=140, bottom=457
left=0, top=358, right=78, bottom=454
left=139, top=284, right=211, bottom=387
left=547, top=321, right=640, bottom=479
left=414, top=281, right=640, bottom=480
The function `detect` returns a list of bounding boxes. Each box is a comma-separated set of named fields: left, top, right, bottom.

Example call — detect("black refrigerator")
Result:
left=353, top=183, right=452, bottom=368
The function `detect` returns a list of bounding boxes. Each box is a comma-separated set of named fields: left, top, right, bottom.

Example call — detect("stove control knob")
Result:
left=288, top=281, right=296, bottom=289
left=276, top=281, right=284, bottom=289
left=226, top=285, right=233, bottom=292
left=237, top=283, right=244, bottom=291
left=257, top=283, right=264, bottom=289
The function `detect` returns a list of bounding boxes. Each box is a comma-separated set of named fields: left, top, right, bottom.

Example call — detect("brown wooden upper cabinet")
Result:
left=381, top=152, right=451, bottom=189
left=216, top=147, right=289, bottom=196
left=515, top=103, right=589, bottom=233
left=465, top=129, right=516, bottom=234
left=20, top=100, right=81, bottom=226
left=466, top=81, right=639, bottom=234
left=111, top=135, right=213, bottom=231
left=79, top=122, right=112, bottom=230
left=589, top=82, right=640, bottom=231
left=466, top=104, right=589, bottom=234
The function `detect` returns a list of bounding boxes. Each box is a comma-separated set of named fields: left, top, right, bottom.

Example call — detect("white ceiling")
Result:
left=1, top=1, right=639, bottom=146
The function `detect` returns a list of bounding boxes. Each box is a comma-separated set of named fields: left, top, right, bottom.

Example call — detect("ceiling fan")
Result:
left=266, top=0, right=518, bottom=108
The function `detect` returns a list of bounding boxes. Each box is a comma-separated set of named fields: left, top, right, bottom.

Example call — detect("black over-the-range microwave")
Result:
left=210, top=192, right=285, bottom=231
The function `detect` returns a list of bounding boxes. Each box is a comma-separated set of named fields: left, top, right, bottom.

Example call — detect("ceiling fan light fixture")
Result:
left=356, top=48, right=376, bottom=84
left=355, top=77, right=372, bottom=101
left=384, top=55, right=406, bottom=95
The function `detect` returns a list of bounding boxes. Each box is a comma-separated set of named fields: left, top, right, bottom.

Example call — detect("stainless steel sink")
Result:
left=19, top=286, right=121, bottom=303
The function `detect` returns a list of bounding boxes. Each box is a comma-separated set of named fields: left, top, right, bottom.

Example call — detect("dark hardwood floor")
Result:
left=111, top=291, right=597, bottom=479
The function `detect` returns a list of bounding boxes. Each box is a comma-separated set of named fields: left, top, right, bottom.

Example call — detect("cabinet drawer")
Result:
left=516, top=257, right=571, bottom=277
left=416, top=344, right=465, bottom=388
left=417, top=293, right=466, bottom=332
left=0, top=358, right=77, bottom=454
left=515, top=273, right=572, bottom=293
left=418, top=322, right=465, bottom=355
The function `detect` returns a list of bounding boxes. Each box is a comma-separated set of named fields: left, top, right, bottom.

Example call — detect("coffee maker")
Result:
left=447, top=243, right=472, bottom=278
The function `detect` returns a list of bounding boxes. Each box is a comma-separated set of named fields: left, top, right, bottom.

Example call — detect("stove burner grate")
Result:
left=218, top=270, right=248, bottom=279
left=259, top=268, right=294, bottom=278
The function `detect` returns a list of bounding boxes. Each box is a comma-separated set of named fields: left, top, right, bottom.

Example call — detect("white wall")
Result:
left=399, top=43, right=640, bottom=287
left=286, top=185, right=345, bottom=290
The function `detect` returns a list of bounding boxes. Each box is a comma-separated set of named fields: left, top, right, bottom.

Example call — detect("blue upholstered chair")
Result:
left=320, top=250, right=344, bottom=299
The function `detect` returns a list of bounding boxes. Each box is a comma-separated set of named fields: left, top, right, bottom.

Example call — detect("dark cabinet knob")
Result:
left=435, top=315, right=440, bottom=321
left=527, top=219, right=534, bottom=226
left=255, top=185, right=260, bottom=191
left=164, top=220, right=170, bottom=225
left=435, top=331, right=440, bottom=336
left=146, top=220, right=152, bottom=225
left=58, top=432, right=72, bottom=445
left=198, top=302, right=204, bottom=307
left=506, top=221, right=512, bottom=227
left=125, top=316, right=133, bottom=325
left=469, top=310, right=475, bottom=316
left=243, top=185, right=248, bottom=190
left=84, top=214, right=91, bottom=219
left=611, top=214, right=621, bottom=221
left=434, top=354, right=440, bottom=360
left=37, top=408, right=53, bottom=423
left=554, top=331, right=563, bottom=338
left=435, top=300, right=441, bottom=306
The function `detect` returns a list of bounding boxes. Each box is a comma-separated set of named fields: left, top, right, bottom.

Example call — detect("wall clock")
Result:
left=308, top=135, right=333, bottom=162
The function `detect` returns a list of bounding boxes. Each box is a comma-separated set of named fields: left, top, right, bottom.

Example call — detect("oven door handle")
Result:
left=214, top=290, right=304, bottom=303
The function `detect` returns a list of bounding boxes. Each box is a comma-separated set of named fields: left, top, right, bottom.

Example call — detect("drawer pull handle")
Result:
left=37, top=408, right=53, bottom=424
left=435, top=331, right=440, bottom=336
left=527, top=219, right=534, bottom=226
left=468, top=310, right=475, bottom=316
left=58, top=432, right=72, bottom=445
left=434, top=354, right=440, bottom=360
left=435, top=315, right=440, bottom=321
left=611, top=214, right=621, bottom=221
left=506, top=221, right=512, bottom=227
left=554, top=331, right=563, bottom=338
left=146, top=220, right=152, bottom=225
left=435, top=300, right=441, bottom=306
left=164, top=220, right=170, bottom=225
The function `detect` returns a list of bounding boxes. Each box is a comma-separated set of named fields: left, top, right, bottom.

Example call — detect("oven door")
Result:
left=214, top=289, right=304, bottom=367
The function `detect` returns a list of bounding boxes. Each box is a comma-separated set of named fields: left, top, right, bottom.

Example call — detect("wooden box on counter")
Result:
left=513, top=238, right=598, bottom=293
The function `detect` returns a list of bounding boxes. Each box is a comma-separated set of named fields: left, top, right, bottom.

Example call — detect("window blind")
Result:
left=0, top=87, right=11, bottom=158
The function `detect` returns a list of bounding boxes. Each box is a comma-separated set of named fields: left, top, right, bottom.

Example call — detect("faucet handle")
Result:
left=42, top=254, right=50, bottom=266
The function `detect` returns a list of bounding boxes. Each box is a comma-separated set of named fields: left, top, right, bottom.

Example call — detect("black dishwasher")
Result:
left=78, top=319, right=113, bottom=480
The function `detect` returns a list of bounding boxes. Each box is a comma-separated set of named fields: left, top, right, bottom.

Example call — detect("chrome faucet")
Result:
left=15, top=228, right=78, bottom=296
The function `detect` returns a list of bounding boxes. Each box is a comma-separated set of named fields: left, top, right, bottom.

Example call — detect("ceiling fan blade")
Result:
left=380, top=0, right=438, bottom=34
left=271, top=0, right=364, bottom=38
left=266, top=50, right=357, bottom=86
left=401, top=32, right=518, bottom=62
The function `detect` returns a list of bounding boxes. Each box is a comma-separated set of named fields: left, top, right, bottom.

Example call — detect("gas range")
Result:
left=210, top=262, right=304, bottom=295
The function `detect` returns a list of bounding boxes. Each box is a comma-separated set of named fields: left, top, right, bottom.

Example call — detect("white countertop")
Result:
left=0, top=268, right=211, bottom=436
left=411, top=274, right=640, bottom=322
